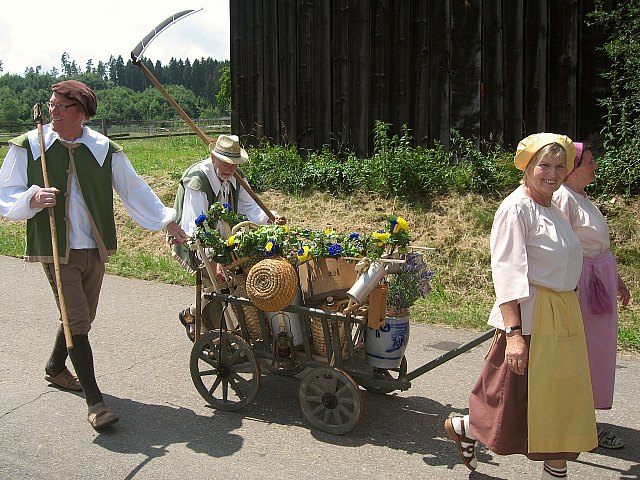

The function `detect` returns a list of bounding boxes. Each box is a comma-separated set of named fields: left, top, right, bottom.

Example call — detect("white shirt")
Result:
left=0, top=124, right=175, bottom=249
left=180, top=158, right=270, bottom=237
left=553, top=184, right=610, bottom=258
left=488, top=185, right=583, bottom=334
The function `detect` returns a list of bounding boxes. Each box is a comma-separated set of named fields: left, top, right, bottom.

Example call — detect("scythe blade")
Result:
left=130, top=8, right=276, bottom=222
left=131, top=8, right=202, bottom=63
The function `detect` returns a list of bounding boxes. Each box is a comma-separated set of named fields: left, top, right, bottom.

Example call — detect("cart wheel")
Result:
left=363, top=356, right=408, bottom=394
left=299, top=367, right=364, bottom=434
left=190, top=330, right=260, bottom=411
left=260, top=358, right=306, bottom=376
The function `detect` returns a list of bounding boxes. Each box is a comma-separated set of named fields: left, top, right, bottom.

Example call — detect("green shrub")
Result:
left=590, top=0, right=640, bottom=195
left=243, top=122, right=518, bottom=200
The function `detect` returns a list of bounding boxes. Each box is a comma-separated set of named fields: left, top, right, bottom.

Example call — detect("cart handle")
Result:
left=403, top=329, right=496, bottom=382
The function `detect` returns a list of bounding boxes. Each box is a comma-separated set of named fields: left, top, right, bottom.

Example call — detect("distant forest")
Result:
left=0, top=53, right=230, bottom=128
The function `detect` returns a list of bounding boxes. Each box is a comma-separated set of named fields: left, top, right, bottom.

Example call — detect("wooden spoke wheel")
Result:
left=363, top=356, right=408, bottom=394
left=190, top=331, right=260, bottom=411
left=299, top=367, right=363, bottom=434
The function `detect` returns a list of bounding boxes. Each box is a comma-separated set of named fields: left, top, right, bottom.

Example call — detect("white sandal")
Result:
left=444, top=415, right=477, bottom=471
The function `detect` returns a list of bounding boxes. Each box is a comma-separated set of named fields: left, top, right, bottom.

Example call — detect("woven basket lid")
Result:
left=246, top=257, right=298, bottom=311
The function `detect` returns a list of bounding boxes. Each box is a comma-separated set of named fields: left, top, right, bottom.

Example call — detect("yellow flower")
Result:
left=324, top=228, right=334, bottom=235
left=297, top=245, right=311, bottom=263
left=394, top=216, right=409, bottom=233
left=372, top=231, right=390, bottom=242
left=265, top=240, right=275, bottom=253
left=282, top=225, right=289, bottom=233
left=226, top=235, right=236, bottom=246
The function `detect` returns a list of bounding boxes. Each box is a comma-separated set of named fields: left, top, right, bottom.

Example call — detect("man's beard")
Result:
left=216, top=170, right=234, bottom=182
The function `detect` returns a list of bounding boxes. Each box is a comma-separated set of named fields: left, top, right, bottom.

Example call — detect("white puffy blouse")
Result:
left=488, top=185, right=583, bottom=334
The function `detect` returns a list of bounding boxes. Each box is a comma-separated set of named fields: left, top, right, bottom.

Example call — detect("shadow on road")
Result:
left=93, top=394, right=245, bottom=479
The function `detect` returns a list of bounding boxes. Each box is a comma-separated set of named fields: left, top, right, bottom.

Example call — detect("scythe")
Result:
left=131, top=9, right=275, bottom=222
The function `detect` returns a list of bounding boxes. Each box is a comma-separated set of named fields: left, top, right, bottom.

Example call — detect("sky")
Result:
left=0, top=0, right=230, bottom=75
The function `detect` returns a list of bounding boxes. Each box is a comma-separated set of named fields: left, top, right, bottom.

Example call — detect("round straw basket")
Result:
left=246, top=257, right=298, bottom=312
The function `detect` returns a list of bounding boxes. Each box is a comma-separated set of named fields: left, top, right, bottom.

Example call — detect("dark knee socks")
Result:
left=67, top=334, right=103, bottom=408
left=45, top=326, right=68, bottom=377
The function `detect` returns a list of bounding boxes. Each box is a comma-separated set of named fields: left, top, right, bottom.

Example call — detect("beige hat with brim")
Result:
left=514, top=133, right=576, bottom=172
left=210, top=134, right=249, bottom=165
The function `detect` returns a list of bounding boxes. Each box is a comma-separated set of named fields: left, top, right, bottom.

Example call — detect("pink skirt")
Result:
left=579, top=250, right=619, bottom=409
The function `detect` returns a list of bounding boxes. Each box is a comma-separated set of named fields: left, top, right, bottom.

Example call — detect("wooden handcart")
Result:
left=188, top=241, right=494, bottom=435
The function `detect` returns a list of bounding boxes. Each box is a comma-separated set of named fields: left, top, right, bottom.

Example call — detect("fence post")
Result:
left=101, top=118, right=108, bottom=137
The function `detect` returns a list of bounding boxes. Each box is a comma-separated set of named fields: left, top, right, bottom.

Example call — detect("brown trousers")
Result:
left=43, top=249, right=105, bottom=335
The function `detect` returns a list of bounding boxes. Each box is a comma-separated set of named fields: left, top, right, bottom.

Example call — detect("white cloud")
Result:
left=0, top=0, right=230, bottom=75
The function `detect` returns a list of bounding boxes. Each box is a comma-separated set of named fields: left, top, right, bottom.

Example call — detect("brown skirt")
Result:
left=468, top=330, right=580, bottom=461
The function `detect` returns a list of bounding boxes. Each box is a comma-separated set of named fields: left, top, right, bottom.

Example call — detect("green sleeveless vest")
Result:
left=171, top=161, right=243, bottom=273
left=11, top=133, right=122, bottom=264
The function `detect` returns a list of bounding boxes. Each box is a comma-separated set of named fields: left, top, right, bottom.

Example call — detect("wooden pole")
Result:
left=33, top=103, right=73, bottom=349
left=134, top=61, right=275, bottom=221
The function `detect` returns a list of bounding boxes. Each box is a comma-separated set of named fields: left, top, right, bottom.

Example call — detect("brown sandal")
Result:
left=44, top=368, right=83, bottom=392
left=444, top=415, right=477, bottom=471
left=87, top=402, right=119, bottom=429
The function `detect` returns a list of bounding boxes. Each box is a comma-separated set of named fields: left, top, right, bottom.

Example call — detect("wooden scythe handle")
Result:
left=134, top=61, right=275, bottom=221
left=33, top=103, right=74, bottom=349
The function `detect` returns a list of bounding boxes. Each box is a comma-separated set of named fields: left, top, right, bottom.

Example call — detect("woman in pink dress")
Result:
left=553, top=142, right=631, bottom=449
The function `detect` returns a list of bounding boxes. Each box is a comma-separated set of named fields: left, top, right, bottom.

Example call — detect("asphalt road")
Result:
left=0, top=255, right=638, bottom=479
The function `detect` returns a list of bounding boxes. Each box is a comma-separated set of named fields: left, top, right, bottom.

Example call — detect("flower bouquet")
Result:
left=385, top=252, right=435, bottom=316
left=192, top=202, right=414, bottom=266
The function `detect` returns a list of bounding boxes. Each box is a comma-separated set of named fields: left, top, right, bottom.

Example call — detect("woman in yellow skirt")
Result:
left=444, top=133, right=597, bottom=479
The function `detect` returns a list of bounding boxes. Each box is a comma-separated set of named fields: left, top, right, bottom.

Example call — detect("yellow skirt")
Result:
left=528, top=286, right=597, bottom=453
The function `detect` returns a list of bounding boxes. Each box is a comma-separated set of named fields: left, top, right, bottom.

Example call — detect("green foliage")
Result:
left=589, top=0, right=640, bottom=195
left=449, top=130, right=521, bottom=195
left=216, top=66, right=231, bottom=114
left=0, top=54, right=229, bottom=125
left=243, top=122, right=520, bottom=199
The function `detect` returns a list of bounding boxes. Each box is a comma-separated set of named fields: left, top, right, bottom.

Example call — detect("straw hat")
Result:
left=514, top=133, right=576, bottom=172
left=210, top=134, right=248, bottom=165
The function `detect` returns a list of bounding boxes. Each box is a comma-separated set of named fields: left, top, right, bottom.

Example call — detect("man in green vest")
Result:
left=0, top=80, right=188, bottom=429
left=171, top=134, right=285, bottom=341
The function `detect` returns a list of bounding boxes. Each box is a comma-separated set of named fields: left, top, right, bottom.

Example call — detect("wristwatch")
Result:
left=505, top=325, right=522, bottom=335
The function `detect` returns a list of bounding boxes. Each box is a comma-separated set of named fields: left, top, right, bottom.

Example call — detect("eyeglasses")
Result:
left=46, top=101, right=78, bottom=111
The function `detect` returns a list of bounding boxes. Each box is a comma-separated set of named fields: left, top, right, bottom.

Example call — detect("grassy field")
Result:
left=1, top=136, right=638, bottom=353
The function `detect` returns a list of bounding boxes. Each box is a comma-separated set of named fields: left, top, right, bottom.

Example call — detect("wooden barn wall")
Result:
left=230, top=0, right=611, bottom=157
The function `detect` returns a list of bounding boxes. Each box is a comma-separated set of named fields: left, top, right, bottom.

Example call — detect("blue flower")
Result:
left=222, top=203, right=232, bottom=210
left=195, top=214, right=207, bottom=227
left=264, top=239, right=278, bottom=256
left=349, top=232, right=360, bottom=240
left=328, top=244, right=343, bottom=257
left=388, top=217, right=398, bottom=233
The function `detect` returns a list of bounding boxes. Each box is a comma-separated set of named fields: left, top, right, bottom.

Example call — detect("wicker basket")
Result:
left=246, top=257, right=298, bottom=312
left=311, top=298, right=350, bottom=357
left=226, top=256, right=263, bottom=341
